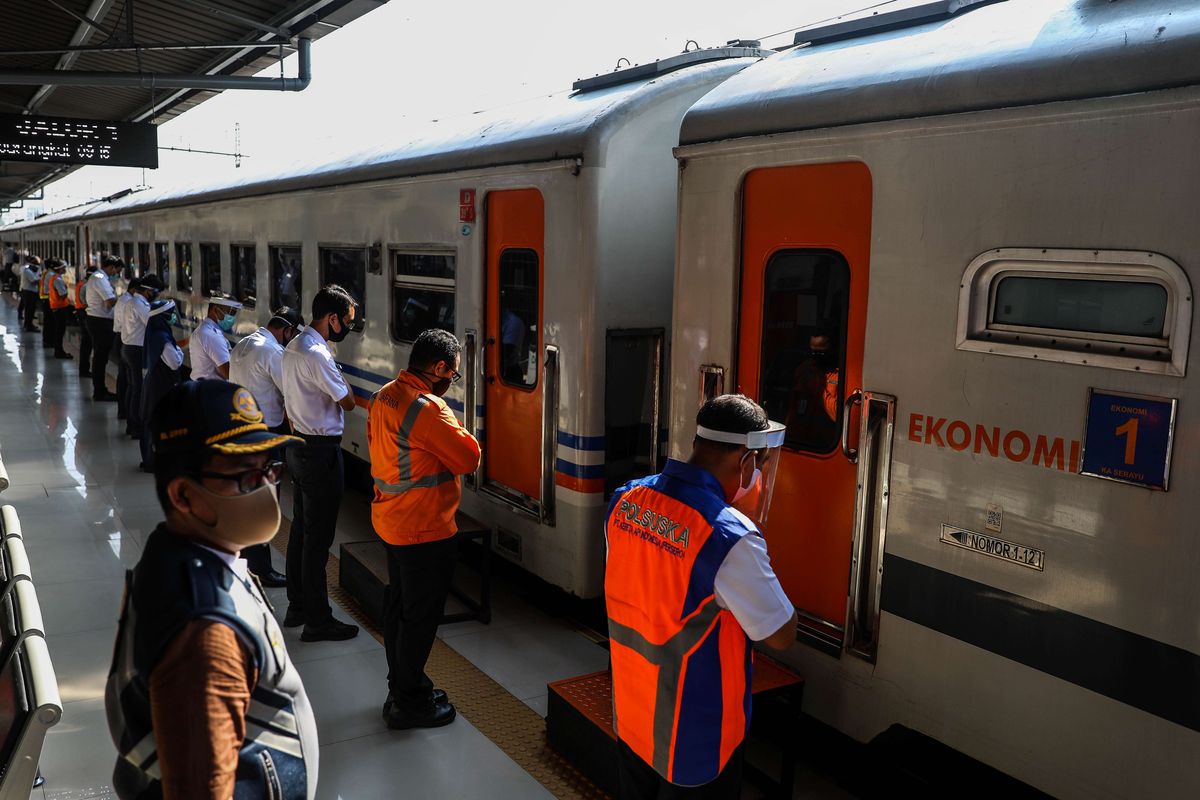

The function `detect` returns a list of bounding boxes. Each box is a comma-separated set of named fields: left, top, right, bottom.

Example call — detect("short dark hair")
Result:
left=694, top=394, right=769, bottom=452
left=312, top=284, right=355, bottom=321
left=409, top=328, right=461, bottom=370
left=152, top=449, right=210, bottom=515
left=267, top=306, right=304, bottom=330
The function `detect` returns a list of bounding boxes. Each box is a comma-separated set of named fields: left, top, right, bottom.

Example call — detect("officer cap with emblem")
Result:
left=151, top=379, right=302, bottom=456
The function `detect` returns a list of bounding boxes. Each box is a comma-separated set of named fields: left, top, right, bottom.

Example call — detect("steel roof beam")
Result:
left=26, top=0, right=119, bottom=114
left=0, top=37, right=312, bottom=91
left=175, top=0, right=293, bottom=39
left=43, top=0, right=113, bottom=38
left=0, top=41, right=292, bottom=57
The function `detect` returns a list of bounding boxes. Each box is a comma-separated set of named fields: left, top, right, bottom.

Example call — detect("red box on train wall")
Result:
left=459, top=188, right=476, bottom=222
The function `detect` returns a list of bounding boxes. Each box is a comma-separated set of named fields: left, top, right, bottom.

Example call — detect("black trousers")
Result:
left=383, top=536, right=458, bottom=711
left=617, top=740, right=744, bottom=800
left=52, top=308, right=72, bottom=355
left=77, top=309, right=92, bottom=374
left=121, top=344, right=144, bottom=434
left=116, top=340, right=130, bottom=418
left=40, top=298, right=53, bottom=347
left=86, top=315, right=115, bottom=397
left=284, top=440, right=343, bottom=624
left=19, top=290, right=38, bottom=329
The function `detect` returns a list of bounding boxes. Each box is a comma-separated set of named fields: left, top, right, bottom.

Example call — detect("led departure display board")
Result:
left=0, top=112, right=158, bottom=168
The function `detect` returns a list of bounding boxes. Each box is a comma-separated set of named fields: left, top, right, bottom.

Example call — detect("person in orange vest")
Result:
left=46, top=259, right=73, bottom=359
left=366, top=328, right=481, bottom=730
left=605, top=394, right=797, bottom=799
left=38, top=263, right=55, bottom=349
left=74, top=265, right=95, bottom=378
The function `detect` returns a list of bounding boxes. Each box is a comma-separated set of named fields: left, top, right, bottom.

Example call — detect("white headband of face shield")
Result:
left=696, top=421, right=787, bottom=450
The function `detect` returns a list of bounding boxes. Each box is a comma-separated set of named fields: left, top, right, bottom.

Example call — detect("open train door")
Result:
left=484, top=189, right=545, bottom=514
left=738, top=162, right=884, bottom=653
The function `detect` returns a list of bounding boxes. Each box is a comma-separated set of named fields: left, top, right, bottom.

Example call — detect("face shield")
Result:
left=696, top=421, right=787, bottom=526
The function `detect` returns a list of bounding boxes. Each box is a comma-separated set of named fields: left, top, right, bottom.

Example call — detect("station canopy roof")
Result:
left=1, top=0, right=387, bottom=208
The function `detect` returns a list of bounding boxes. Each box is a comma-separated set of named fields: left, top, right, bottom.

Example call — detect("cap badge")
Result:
left=231, top=388, right=264, bottom=424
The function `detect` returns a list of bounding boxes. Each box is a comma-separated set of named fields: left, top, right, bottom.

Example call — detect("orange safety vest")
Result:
left=38, top=271, right=51, bottom=300
left=48, top=274, right=70, bottom=310
left=605, top=459, right=754, bottom=786
left=366, top=370, right=481, bottom=545
left=74, top=279, right=87, bottom=309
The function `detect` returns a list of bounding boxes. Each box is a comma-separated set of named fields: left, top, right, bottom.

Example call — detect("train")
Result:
left=6, top=1, right=1200, bottom=797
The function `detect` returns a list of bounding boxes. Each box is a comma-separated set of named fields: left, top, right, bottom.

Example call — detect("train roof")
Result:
left=3, top=49, right=766, bottom=232
left=680, top=0, right=1200, bottom=147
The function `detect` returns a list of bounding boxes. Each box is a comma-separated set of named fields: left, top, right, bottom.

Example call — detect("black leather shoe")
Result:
left=300, top=619, right=359, bottom=642
left=79, top=371, right=92, bottom=378
left=283, top=606, right=306, bottom=628
left=382, top=690, right=448, bottom=720
left=386, top=701, right=456, bottom=730
left=53, top=351, right=72, bottom=359
left=93, top=391, right=119, bottom=402
left=254, top=569, right=288, bottom=588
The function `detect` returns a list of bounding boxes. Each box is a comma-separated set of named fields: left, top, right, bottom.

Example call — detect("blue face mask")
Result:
left=168, top=313, right=179, bottom=326
left=218, top=313, right=236, bottom=332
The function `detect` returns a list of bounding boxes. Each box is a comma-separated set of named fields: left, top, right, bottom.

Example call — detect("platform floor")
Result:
left=0, top=298, right=852, bottom=800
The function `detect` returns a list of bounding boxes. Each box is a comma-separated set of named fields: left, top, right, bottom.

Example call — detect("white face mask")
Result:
left=732, top=468, right=762, bottom=503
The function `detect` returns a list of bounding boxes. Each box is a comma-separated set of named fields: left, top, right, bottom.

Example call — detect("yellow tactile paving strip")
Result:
left=272, top=521, right=610, bottom=800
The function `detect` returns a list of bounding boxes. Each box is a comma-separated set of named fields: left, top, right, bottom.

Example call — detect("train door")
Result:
left=484, top=189, right=544, bottom=511
left=738, top=162, right=873, bottom=650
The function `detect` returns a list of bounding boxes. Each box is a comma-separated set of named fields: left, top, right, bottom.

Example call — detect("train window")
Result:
left=319, top=247, right=367, bottom=319
left=231, top=244, right=257, bottom=308
left=959, top=248, right=1192, bottom=376
left=154, top=243, right=169, bottom=285
left=269, top=245, right=302, bottom=311
left=758, top=250, right=850, bottom=454
left=175, top=242, right=193, bottom=292
left=993, top=277, right=1166, bottom=338
left=390, top=250, right=455, bottom=344
left=64, top=241, right=75, bottom=266
left=122, top=243, right=135, bottom=276
left=199, top=242, right=221, bottom=296
left=498, top=248, right=539, bottom=389
left=137, top=243, right=150, bottom=278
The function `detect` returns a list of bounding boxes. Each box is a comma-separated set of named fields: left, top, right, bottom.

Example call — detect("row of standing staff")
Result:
left=9, top=252, right=801, bottom=800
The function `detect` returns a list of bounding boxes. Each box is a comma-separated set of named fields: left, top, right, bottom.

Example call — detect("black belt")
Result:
left=297, top=433, right=342, bottom=445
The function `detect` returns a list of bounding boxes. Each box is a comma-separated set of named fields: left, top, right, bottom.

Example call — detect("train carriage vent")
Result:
left=571, top=41, right=774, bottom=93
left=793, top=0, right=1005, bottom=46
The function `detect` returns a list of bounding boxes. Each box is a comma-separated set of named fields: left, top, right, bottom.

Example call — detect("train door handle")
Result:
left=487, top=336, right=496, bottom=345
left=487, top=376, right=495, bottom=384
left=842, top=390, right=863, bottom=464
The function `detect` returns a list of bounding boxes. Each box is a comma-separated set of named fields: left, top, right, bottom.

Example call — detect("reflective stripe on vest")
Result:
left=38, top=272, right=51, bottom=299
left=607, top=600, right=723, bottom=778
left=371, top=393, right=454, bottom=495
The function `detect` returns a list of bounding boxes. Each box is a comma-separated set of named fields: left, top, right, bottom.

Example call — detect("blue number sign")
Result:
left=1080, top=389, right=1177, bottom=490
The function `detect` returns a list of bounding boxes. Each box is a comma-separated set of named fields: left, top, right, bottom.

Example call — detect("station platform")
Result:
left=0, top=298, right=854, bottom=800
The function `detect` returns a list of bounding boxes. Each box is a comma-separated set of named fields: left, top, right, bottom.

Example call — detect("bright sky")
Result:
left=5, top=0, right=863, bottom=223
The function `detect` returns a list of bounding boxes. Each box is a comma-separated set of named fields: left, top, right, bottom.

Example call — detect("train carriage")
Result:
left=2, top=44, right=769, bottom=598
left=669, top=1, right=1200, bottom=797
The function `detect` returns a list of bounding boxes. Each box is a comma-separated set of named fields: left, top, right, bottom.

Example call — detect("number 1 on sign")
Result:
left=1116, top=417, right=1139, bottom=465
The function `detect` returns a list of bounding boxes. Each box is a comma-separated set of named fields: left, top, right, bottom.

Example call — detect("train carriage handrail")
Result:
left=0, top=636, right=62, bottom=800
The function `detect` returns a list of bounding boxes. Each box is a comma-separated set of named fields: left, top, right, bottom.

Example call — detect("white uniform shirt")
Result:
left=161, top=340, right=185, bottom=370
left=113, top=293, right=134, bottom=342
left=281, top=325, right=350, bottom=436
left=123, top=294, right=151, bottom=348
left=712, top=520, right=796, bottom=642
left=229, top=327, right=286, bottom=428
left=189, top=318, right=231, bottom=381
left=19, top=265, right=39, bottom=292
left=85, top=271, right=116, bottom=318
left=52, top=275, right=67, bottom=298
